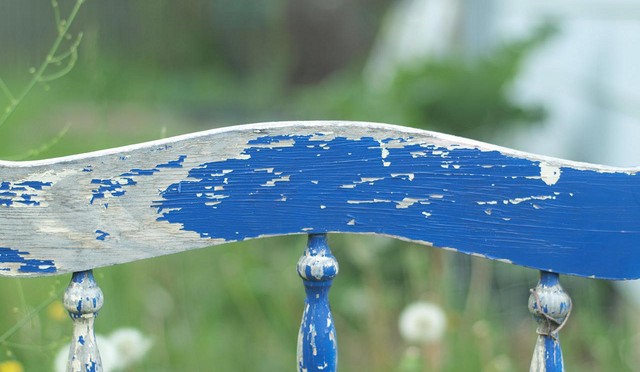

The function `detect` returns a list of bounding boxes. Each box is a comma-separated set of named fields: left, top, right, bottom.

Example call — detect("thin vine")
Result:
left=0, top=0, right=86, bottom=129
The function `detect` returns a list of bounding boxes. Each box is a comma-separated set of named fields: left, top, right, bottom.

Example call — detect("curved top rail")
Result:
left=0, top=121, right=638, bottom=279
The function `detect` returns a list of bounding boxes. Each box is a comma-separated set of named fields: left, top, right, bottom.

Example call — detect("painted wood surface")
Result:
left=63, top=270, right=103, bottom=372
left=0, top=121, right=638, bottom=278
left=297, top=234, right=338, bottom=372
left=529, top=271, right=571, bottom=372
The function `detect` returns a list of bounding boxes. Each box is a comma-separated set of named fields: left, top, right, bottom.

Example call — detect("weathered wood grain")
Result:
left=0, top=121, right=638, bottom=278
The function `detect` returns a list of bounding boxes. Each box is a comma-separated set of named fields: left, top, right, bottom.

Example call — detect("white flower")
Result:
left=54, top=328, right=152, bottom=372
left=109, top=328, right=153, bottom=368
left=398, top=301, right=447, bottom=344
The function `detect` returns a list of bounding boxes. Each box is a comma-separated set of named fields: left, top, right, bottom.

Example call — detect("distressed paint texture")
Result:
left=90, top=155, right=186, bottom=204
left=63, top=270, right=103, bottom=372
left=154, top=131, right=640, bottom=279
left=0, top=121, right=638, bottom=278
left=0, top=247, right=56, bottom=273
left=0, top=180, right=52, bottom=207
left=297, top=234, right=338, bottom=372
left=529, top=272, right=571, bottom=372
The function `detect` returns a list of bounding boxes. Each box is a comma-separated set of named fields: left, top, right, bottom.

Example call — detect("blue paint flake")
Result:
left=86, top=361, right=97, bottom=372
left=0, top=181, right=52, bottom=207
left=90, top=155, right=186, bottom=204
left=153, top=134, right=640, bottom=279
left=247, top=135, right=295, bottom=145
left=0, top=247, right=56, bottom=273
left=95, top=230, right=110, bottom=241
left=157, top=155, right=187, bottom=168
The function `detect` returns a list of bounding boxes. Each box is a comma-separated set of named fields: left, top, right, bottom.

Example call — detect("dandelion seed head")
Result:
left=398, top=301, right=447, bottom=344
left=109, top=328, right=153, bottom=367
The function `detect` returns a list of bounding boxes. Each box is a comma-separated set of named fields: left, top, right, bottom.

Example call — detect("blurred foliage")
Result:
left=293, top=24, right=556, bottom=139
left=0, top=2, right=637, bottom=371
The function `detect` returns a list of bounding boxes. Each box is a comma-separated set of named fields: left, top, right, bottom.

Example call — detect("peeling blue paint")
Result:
left=90, top=155, right=186, bottom=204
left=95, top=230, right=110, bottom=241
left=153, top=134, right=640, bottom=279
left=151, top=144, right=173, bottom=152
left=157, top=155, right=187, bottom=168
left=72, top=270, right=95, bottom=284
left=298, top=235, right=338, bottom=372
left=86, top=361, right=97, bottom=372
left=0, top=180, right=52, bottom=207
left=0, top=247, right=56, bottom=273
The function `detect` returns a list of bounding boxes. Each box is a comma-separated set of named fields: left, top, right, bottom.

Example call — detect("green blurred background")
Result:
left=0, top=1, right=637, bottom=371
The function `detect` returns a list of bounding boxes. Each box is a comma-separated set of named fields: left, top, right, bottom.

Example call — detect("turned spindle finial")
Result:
left=63, top=270, right=104, bottom=372
left=297, top=234, right=339, bottom=372
left=528, top=271, right=572, bottom=372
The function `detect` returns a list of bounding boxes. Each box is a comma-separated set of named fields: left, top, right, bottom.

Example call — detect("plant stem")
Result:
left=0, top=290, right=62, bottom=344
left=0, top=0, right=85, bottom=128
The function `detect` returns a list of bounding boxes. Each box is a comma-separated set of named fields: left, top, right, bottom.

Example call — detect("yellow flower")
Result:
left=47, top=301, right=67, bottom=322
left=0, top=360, right=24, bottom=372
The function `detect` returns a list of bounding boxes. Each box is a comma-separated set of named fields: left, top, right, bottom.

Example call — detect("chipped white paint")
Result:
left=395, top=197, right=427, bottom=209
left=391, top=173, right=415, bottom=181
left=346, top=199, right=393, bottom=205
left=496, top=258, right=513, bottom=264
left=506, top=195, right=557, bottom=205
left=339, top=177, right=384, bottom=189
left=540, top=162, right=562, bottom=186
left=360, top=177, right=383, bottom=183
left=297, top=254, right=339, bottom=281
left=476, top=200, right=498, bottom=205
left=411, top=151, right=427, bottom=158
left=255, top=167, right=275, bottom=173
left=261, top=175, right=291, bottom=187
left=378, top=140, right=391, bottom=167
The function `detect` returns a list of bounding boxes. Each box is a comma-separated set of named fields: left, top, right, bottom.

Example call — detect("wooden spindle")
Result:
left=297, top=234, right=339, bottom=372
left=528, top=271, right=572, bottom=372
left=63, top=270, right=104, bottom=372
